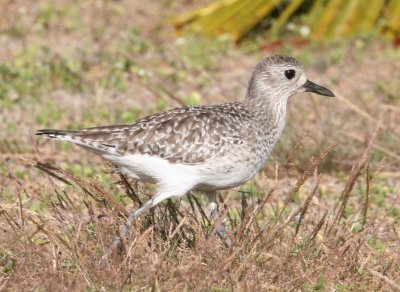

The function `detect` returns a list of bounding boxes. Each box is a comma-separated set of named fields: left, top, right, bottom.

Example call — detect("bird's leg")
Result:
left=206, top=192, right=218, bottom=221
left=99, top=194, right=167, bottom=264
left=204, top=191, right=232, bottom=247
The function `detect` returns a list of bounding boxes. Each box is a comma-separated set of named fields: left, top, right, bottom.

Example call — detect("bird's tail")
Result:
left=36, top=128, right=120, bottom=155
left=36, top=129, right=75, bottom=140
left=36, top=129, right=89, bottom=148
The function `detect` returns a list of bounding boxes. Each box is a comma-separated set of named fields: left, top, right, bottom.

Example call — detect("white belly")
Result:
left=194, top=158, right=260, bottom=191
left=103, top=153, right=264, bottom=194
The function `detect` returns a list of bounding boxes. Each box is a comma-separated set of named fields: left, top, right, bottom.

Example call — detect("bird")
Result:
left=36, top=55, right=334, bottom=257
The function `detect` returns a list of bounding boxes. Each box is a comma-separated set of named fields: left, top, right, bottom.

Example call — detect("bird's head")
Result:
left=246, top=55, right=334, bottom=105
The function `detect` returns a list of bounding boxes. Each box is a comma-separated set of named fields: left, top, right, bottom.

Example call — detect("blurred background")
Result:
left=1, top=1, right=400, bottom=289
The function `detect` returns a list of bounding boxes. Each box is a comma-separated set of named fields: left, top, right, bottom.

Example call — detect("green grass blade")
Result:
left=230, top=0, right=279, bottom=41
left=172, top=0, right=237, bottom=27
left=384, top=0, right=400, bottom=39
left=357, top=0, right=386, bottom=33
left=269, top=0, right=306, bottom=38
left=311, top=0, right=346, bottom=39
left=193, top=0, right=255, bottom=36
left=328, top=0, right=360, bottom=37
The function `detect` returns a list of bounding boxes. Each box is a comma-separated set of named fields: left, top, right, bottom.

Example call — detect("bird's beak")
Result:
left=303, top=80, right=335, bottom=97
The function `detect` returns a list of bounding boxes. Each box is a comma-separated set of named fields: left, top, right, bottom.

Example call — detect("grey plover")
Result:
left=37, top=55, right=334, bottom=255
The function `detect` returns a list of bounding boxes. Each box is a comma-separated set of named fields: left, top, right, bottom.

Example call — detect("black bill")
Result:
left=303, top=80, right=335, bottom=97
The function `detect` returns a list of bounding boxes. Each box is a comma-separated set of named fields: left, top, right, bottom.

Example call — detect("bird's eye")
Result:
left=284, top=69, right=296, bottom=80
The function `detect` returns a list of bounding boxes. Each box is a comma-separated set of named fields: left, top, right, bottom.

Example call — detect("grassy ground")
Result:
left=1, top=0, right=400, bottom=290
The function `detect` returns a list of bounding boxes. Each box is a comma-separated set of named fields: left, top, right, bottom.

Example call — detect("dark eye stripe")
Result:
left=284, top=69, right=296, bottom=80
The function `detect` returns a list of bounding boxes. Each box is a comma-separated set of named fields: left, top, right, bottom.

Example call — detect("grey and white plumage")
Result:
left=37, top=55, right=334, bottom=256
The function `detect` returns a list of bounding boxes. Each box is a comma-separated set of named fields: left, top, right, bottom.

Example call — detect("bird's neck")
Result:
left=244, top=91, right=288, bottom=128
left=244, top=92, right=288, bottom=161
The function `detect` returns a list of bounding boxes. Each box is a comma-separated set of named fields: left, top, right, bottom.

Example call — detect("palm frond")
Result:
left=173, top=0, right=400, bottom=42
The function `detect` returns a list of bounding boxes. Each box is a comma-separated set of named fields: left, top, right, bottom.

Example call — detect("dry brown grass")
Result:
left=1, top=0, right=400, bottom=290
left=1, top=125, right=399, bottom=290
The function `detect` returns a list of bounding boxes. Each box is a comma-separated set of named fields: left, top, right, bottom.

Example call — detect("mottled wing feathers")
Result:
left=37, top=103, right=253, bottom=164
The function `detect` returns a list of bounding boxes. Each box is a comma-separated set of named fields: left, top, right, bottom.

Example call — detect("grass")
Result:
left=2, top=129, right=399, bottom=290
left=1, top=0, right=400, bottom=290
